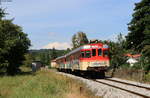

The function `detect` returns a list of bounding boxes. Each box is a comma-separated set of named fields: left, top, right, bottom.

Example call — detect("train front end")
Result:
left=80, top=43, right=110, bottom=72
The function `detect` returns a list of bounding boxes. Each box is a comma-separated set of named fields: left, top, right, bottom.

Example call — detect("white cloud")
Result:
left=42, top=42, right=71, bottom=50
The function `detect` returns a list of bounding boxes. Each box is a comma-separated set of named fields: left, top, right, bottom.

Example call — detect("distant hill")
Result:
left=28, top=49, right=70, bottom=65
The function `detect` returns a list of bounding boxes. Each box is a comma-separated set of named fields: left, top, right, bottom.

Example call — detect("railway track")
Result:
left=105, top=78, right=150, bottom=90
left=58, top=71, right=150, bottom=98
left=93, top=78, right=150, bottom=98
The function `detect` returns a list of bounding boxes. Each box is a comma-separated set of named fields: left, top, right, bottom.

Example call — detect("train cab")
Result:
left=79, top=43, right=110, bottom=72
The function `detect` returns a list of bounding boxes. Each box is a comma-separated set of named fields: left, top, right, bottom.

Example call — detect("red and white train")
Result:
left=53, top=43, right=110, bottom=77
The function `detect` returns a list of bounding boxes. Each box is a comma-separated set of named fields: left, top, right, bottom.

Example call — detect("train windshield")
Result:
left=85, top=50, right=91, bottom=58
left=103, top=50, right=109, bottom=57
left=81, top=51, right=85, bottom=58
left=92, top=49, right=96, bottom=56
left=98, top=49, right=102, bottom=56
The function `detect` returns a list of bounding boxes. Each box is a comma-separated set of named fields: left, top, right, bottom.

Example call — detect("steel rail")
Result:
left=93, top=79, right=150, bottom=98
left=105, top=78, right=150, bottom=90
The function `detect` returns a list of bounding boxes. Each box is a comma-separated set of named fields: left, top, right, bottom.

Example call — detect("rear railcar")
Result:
left=55, top=56, right=66, bottom=71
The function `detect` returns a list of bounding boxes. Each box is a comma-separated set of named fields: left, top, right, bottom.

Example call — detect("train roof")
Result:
left=55, top=55, right=65, bottom=60
left=66, top=43, right=108, bottom=56
left=55, top=43, right=109, bottom=60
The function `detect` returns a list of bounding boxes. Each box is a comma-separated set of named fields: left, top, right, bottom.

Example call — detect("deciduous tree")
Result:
left=72, top=31, right=89, bottom=49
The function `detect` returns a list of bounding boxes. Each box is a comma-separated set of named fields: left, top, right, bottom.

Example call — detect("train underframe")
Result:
left=58, top=66, right=107, bottom=78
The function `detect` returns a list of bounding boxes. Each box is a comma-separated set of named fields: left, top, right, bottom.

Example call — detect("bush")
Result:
left=144, top=72, right=150, bottom=82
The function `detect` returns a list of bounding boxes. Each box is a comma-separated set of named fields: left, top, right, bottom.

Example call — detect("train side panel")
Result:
left=55, top=43, right=110, bottom=72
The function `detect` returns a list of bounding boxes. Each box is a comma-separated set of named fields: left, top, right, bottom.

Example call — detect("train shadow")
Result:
left=62, top=71, right=106, bottom=79
left=80, top=75, right=113, bottom=80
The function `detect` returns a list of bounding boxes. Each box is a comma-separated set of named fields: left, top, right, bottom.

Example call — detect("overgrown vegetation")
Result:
left=0, top=67, right=98, bottom=98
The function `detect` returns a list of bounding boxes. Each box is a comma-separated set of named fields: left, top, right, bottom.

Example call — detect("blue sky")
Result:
left=1, top=0, right=141, bottom=49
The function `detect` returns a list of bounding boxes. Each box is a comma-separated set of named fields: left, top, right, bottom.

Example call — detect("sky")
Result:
left=1, top=0, right=141, bottom=50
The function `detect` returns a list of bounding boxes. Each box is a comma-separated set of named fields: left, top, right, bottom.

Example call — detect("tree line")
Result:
left=26, top=48, right=70, bottom=67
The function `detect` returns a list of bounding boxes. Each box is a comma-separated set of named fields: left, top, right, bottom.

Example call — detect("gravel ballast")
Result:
left=57, top=72, right=147, bottom=98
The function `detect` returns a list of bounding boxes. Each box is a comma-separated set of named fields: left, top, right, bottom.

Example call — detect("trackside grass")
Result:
left=0, top=68, right=99, bottom=98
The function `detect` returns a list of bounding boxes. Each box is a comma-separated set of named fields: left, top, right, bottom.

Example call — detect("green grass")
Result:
left=0, top=68, right=98, bottom=98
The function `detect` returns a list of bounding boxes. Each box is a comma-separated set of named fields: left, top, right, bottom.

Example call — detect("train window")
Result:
left=85, top=51, right=91, bottom=58
left=98, top=49, right=102, bottom=56
left=92, top=49, right=96, bottom=56
left=81, top=51, right=85, bottom=58
left=103, top=50, right=109, bottom=57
